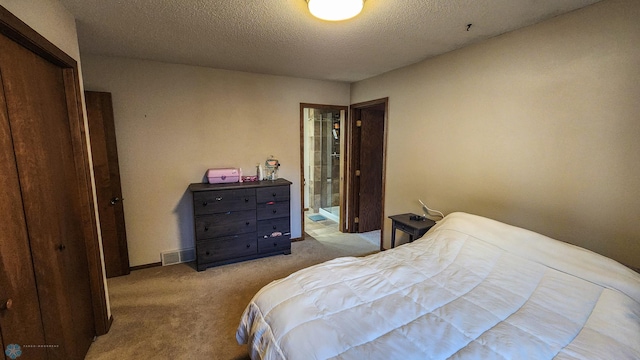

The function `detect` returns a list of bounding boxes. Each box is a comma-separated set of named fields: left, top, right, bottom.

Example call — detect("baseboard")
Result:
left=130, top=262, right=162, bottom=271
left=291, top=236, right=303, bottom=242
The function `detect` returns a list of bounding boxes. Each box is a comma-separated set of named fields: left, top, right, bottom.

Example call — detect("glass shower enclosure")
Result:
left=303, top=107, right=344, bottom=222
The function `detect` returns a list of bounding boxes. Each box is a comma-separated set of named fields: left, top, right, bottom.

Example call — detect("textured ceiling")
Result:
left=60, top=0, right=602, bottom=82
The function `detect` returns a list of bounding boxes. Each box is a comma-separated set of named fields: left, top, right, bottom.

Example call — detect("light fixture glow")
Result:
left=307, top=0, right=364, bottom=21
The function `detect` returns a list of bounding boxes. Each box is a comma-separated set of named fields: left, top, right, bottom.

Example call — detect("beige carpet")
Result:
left=85, top=230, right=378, bottom=360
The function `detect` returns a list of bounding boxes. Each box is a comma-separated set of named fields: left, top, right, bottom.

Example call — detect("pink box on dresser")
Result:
left=207, top=168, right=240, bottom=184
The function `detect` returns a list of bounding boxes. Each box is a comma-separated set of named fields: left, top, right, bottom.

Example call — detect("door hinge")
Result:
left=354, top=217, right=359, bottom=223
left=355, top=170, right=361, bottom=176
left=356, top=120, right=362, bottom=127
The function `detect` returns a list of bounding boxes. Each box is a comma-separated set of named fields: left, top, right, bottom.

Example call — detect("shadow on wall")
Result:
left=174, top=172, right=208, bottom=255
left=174, top=188, right=195, bottom=252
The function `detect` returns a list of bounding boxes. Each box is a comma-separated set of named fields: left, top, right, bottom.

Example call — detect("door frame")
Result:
left=345, top=98, right=388, bottom=251
left=0, top=6, right=111, bottom=335
left=299, top=103, right=349, bottom=238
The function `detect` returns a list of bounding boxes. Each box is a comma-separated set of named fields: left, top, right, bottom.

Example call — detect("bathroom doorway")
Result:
left=300, top=104, right=348, bottom=238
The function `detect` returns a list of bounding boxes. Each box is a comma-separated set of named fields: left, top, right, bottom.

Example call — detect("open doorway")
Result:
left=300, top=104, right=348, bottom=239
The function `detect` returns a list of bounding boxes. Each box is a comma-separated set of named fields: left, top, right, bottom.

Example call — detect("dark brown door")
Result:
left=357, top=108, right=385, bottom=232
left=0, top=31, right=95, bottom=359
left=0, top=69, right=48, bottom=359
left=85, top=91, right=130, bottom=278
left=347, top=99, right=387, bottom=235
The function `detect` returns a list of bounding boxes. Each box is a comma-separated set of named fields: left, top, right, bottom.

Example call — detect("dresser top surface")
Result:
left=189, top=178, right=292, bottom=192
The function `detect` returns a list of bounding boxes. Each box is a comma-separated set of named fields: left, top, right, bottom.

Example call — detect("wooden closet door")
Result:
left=0, top=32, right=95, bottom=359
left=0, top=70, right=48, bottom=359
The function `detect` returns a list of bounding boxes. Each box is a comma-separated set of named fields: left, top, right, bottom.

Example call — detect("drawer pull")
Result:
left=245, top=198, right=249, bottom=202
left=272, top=192, right=277, bottom=197
left=226, top=211, right=231, bottom=215
left=1, top=298, right=13, bottom=310
left=246, top=244, right=251, bottom=248
left=246, top=222, right=250, bottom=226
left=273, top=242, right=278, bottom=247
left=202, top=202, right=208, bottom=206
left=216, top=197, right=223, bottom=201
left=205, top=251, right=210, bottom=256
left=204, top=226, right=209, bottom=231
left=272, top=225, right=277, bottom=229
left=272, top=209, right=277, bottom=214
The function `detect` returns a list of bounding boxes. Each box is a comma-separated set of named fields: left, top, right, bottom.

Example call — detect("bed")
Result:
left=236, top=212, right=640, bottom=359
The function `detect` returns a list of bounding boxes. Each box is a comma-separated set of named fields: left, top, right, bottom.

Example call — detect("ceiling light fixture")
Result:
left=307, top=0, right=365, bottom=21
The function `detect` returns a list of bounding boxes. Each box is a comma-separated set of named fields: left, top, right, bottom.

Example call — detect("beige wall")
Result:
left=1, top=0, right=111, bottom=314
left=0, top=0, right=79, bottom=60
left=351, top=0, right=640, bottom=267
left=81, top=55, right=350, bottom=266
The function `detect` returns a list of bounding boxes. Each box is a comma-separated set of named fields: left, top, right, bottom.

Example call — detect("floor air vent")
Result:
left=161, top=248, right=195, bottom=266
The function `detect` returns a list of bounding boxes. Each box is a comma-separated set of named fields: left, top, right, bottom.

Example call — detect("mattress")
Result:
left=237, top=212, right=640, bottom=359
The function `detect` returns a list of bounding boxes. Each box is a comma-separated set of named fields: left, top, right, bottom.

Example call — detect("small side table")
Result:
left=389, top=213, right=436, bottom=248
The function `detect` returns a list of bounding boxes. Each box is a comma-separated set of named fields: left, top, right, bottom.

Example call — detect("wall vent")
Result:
left=161, top=248, right=195, bottom=266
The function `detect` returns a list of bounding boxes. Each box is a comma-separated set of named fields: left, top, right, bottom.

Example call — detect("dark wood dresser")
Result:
left=188, top=179, right=292, bottom=271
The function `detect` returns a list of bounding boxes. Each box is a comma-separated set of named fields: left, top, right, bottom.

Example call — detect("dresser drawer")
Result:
left=258, top=235, right=291, bottom=254
left=195, top=210, right=256, bottom=239
left=197, top=234, right=257, bottom=263
left=256, top=186, right=290, bottom=203
left=257, top=217, right=290, bottom=238
left=257, top=201, right=289, bottom=220
left=193, top=189, right=255, bottom=215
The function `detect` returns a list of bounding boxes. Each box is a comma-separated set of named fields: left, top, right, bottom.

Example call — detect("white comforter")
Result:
left=237, top=212, right=640, bottom=359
